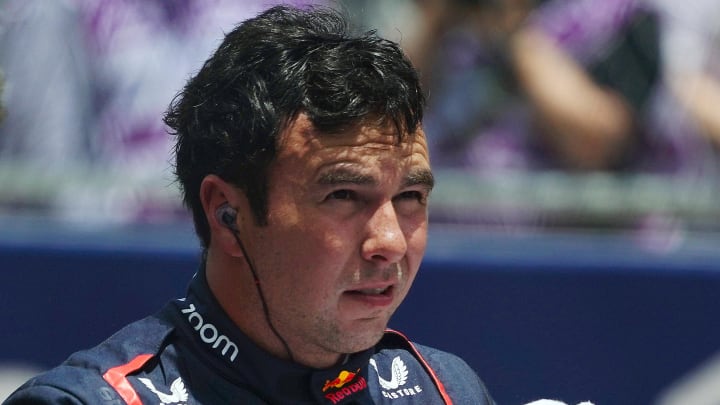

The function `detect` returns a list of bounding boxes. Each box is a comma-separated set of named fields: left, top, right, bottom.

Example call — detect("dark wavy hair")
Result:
left=164, top=5, right=425, bottom=248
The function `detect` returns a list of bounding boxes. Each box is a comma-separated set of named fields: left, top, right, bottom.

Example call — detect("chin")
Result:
left=341, top=324, right=387, bottom=353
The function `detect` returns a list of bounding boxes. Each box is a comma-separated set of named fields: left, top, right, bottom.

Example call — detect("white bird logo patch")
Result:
left=138, top=377, right=188, bottom=404
left=369, top=356, right=409, bottom=390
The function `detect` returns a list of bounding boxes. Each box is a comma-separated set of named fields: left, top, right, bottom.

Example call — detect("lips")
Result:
left=354, top=286, right=391, bottom=295
left=346, top=284, right=393, bottom=296
left=344, top=284, right=395, bottom=308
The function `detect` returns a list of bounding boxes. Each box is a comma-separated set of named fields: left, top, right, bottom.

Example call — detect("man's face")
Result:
left=242, top=114, right=433, bottom=365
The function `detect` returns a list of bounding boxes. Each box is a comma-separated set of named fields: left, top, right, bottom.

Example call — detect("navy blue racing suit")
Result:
left=4, top=267, right=495, bottom=404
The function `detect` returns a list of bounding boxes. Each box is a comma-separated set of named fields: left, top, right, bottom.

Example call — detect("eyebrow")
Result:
left=317, top=167, right=435, bottom=190
left=405, top=168, right=435, bottom=190
left=317, top=169, right=376, bottom=186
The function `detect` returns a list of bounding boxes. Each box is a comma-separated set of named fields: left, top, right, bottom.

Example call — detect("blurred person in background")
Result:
left=518, top=0, right=720, bottom=176
left=510, top=0, right=663, bottom=172
left=397, top=0, right=664, bottom=173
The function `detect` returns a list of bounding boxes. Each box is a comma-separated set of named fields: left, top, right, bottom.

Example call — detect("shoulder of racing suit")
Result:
left=4, top=311, right=495, bottom=405
left=3, top=312, right=174, bottom=405
left=373, top=329, right=496, bottom=405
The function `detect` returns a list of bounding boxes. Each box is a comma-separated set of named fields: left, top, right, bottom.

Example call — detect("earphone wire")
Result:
left=228, top=228, right=296, bottom=363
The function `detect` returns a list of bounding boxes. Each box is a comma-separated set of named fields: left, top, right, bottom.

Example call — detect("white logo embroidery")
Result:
left=138, top=377, right=189, bottom=405
left=181, top=302, right=239, bottom=362
left=369, top=356, right=408, bottom=390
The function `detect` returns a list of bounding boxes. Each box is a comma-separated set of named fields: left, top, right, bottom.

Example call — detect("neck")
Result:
left=205, top=249, right=345, bottom=368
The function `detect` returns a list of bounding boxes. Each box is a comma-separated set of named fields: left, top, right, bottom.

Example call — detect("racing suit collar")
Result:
left=175, top=265, right=375, bottom=404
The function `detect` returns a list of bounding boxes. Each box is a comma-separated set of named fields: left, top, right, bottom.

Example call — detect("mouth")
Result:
left=344, top=284, right=395, bottom=308
left=347, top=285, right=393, bottom=296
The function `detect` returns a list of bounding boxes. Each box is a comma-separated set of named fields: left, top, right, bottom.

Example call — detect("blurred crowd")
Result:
left=0, top=0, right=320, bottom=223
left=365, top=0, right=720, bottom=175
left=1, top=0, right=719, bottom=228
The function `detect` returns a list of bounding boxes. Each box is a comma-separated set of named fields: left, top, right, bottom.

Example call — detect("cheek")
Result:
left=284, top=229, right=357, bottom=295
left=404, top=213, right=428, bottom=248
left=278, top=225, right=350, bottom=277
left=304, top=214, right=358, bottom=252
left=404, top=221, right=428, bottom=267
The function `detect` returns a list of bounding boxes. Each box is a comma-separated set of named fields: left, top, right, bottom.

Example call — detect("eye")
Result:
left=394, top=190, right=427, bottom=204
left=326, top=189, right=356, bottom=201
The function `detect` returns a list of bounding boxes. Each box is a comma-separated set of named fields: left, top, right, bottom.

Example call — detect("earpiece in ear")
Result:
left=216, top=203, right=238, bottom=230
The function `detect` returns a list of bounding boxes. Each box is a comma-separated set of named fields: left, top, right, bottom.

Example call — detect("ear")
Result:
left=199, top=174, right=245, bottom=257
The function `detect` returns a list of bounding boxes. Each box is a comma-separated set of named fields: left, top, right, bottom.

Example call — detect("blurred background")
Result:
left=1, top=0, right=719, bottom=404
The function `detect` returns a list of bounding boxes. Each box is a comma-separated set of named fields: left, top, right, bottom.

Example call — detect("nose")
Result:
left=361, top=200, right=407, bottom=266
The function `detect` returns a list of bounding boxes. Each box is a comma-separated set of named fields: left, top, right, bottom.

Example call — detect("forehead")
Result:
left=276, top=114, right=430, bottom=169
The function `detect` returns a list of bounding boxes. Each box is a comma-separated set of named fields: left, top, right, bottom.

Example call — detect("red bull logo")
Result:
left=321, top=369, right=368, bottom=404
left=322, top=370, right=358, bottom=392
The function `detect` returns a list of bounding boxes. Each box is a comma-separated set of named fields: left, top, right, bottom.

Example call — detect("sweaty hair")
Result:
left=164, top=5, right=425, bottom=248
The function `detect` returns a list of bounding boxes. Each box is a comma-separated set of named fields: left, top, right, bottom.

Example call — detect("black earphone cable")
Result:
left=228, top=229, right=296, bottom=363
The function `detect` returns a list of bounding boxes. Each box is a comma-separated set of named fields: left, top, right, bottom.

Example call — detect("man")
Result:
left=4, top=5, right=495, bottom=404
